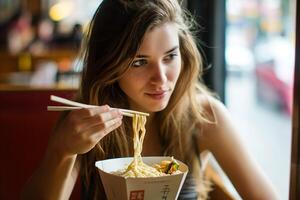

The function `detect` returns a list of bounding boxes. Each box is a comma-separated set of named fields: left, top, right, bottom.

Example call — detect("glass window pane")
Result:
left=225, top=0, right=295, bottom=199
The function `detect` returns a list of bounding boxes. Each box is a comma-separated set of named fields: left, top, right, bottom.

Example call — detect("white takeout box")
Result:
left=95, top=156, right=188, bottom=200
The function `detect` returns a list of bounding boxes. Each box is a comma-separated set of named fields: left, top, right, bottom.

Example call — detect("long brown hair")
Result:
left=78, top=0, right=212, bottom=199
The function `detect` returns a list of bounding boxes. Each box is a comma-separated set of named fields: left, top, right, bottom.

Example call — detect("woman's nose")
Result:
left=150, top=62, right=168, bottom=84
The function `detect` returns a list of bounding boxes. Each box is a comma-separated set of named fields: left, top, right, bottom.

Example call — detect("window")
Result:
left=225, top=0, right=295, bottom=198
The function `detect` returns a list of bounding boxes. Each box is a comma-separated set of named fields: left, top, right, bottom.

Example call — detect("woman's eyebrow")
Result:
left=164, top=46, right=179, bottom=54
left=136, top=46, right=179, bottom=58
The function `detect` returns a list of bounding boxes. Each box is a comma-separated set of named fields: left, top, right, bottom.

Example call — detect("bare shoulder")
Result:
left=195, top=95, right=279, bottom=199
left=197, top=94, right=228, bottom=122
left=196, top=94, right=239, bottom=151
left=196, top=94, right=231, bottom=133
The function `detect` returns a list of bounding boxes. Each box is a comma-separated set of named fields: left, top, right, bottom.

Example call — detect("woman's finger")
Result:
left=75, top=109, right=122, bottom=132
left=85, top=116, right=123, bottom=140
left=74, top=105, right=110, bottom=118
left=94, top=118, right=123, bottom=141
left=94, top=109, right=122, bottom=123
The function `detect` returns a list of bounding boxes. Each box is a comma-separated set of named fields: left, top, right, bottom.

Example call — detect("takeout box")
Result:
left=95, top=156, right=188, bottom=200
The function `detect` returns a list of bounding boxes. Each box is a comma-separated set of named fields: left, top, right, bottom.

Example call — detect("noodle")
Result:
left=113, top=114, right=164, bottom=178
left=112, top=114, right=180, bottom=178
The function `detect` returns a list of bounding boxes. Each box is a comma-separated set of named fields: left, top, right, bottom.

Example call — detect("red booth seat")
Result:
left=0, top=89, right=81, bottom=200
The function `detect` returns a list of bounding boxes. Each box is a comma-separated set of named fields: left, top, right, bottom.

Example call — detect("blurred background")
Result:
left=225, top=0, right=295, bottom=199
left=0, top=0, right=102, bottom=88
left=0, top=0, right=296, bottom=199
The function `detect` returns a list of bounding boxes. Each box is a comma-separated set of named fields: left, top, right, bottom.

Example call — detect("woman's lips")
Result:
left=145, top=91, right=168, bottom=100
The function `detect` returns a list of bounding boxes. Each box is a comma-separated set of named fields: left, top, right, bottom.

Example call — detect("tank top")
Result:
left=177, top=132, right=201, bottom=199
left=177, top=172, right=198, bottom=199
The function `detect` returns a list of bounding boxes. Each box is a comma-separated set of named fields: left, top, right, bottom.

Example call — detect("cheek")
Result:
left=119, top=77, right=133, bottom=95
left=169, top=61, right=181, bottom=83
left=118, top=73, right=143, bottom=96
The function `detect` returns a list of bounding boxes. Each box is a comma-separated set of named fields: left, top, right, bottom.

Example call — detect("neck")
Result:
left=145, top=112, right=156, bottom=131
left=142, top=112, right=163, bottom=156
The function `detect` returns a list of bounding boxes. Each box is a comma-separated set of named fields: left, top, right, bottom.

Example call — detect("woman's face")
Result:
left=118, top=22, right=181, bottom=113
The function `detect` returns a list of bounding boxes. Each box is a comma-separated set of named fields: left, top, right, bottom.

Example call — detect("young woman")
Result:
left=22, top=0, right=278, bottom=199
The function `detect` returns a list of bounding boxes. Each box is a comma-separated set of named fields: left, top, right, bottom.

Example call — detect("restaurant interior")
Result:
left=0, top=0, right=299, bottom=199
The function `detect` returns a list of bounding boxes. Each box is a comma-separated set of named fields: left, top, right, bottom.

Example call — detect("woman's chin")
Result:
left=130, top=98, right=170, bottom=113
left=144, top=102, right=168, bottom=113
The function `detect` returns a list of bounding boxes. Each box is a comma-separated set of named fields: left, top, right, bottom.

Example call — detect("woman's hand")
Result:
left=21, top=106, right=120, bottom=200
left=49, top=105, right=123, bottom=157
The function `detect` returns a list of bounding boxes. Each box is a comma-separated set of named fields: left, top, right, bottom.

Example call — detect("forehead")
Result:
left=137, top=23, right=179, bottom=54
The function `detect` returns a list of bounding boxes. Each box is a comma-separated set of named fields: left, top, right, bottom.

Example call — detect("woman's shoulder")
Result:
left=196, top=93, right=228, bottom=124
left=195, top=94, right=236, bottom=148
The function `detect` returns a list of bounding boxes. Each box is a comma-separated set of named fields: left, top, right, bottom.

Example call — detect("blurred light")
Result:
left=49, top=1, right=74, bottom=21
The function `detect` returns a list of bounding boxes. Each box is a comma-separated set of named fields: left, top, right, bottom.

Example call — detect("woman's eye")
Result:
left=131, top=59, right=148, bottom=67
left=164, top=53, right=178, bottom=62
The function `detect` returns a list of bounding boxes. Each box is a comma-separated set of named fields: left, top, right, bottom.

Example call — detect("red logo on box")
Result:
left=129, top=190, right=145, bottom=200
